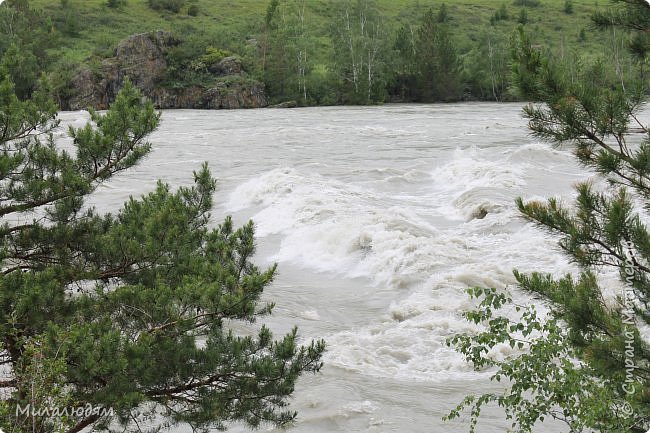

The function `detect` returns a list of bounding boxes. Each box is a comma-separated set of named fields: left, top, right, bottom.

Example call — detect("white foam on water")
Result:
left=422, top=147, right=529, bottom=222
left=225, top=141, right=583, bottom=382
left=432, top=147, right=528, bottom=195
left=299, top=309, right=321, bottom=321
left=54, top=104, right=650, bottom=433
left=340, top=400, right=378, bottom=415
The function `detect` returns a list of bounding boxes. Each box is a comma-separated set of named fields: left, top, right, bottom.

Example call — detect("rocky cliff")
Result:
left=63, top=31, right=268, bottom=110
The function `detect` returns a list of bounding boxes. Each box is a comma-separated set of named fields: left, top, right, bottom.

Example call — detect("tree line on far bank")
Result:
left=258, top=0, right=540, bottom=105
left=232, top=0, right=637, bottom=106
left=0, top=0, right=640, bottom=107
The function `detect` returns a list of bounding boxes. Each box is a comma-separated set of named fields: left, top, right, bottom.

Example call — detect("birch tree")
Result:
left=330, top=0, right=389, bottom=104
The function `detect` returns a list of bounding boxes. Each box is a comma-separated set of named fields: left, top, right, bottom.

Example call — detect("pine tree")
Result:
left=415, top=7, right=461, bottom=101
left=0, top=74, right=325, bottom=432
left=436, top=3, right=449, bottom=23
left=447, top=1, right=649, bottom=432
left=390, top=23, right=417, bottom=101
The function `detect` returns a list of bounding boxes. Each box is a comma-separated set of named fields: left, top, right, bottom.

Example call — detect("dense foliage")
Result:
left=0, top=73, right=325, bottom=433
left=1, top=0, right=617, bottom=106
left=0, top=0, right=58, bottom=99
left=447, top=1, right=650, bottom=432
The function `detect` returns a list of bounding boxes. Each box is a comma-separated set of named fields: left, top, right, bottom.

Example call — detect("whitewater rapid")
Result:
left=60, top=103, right=599, bottom=432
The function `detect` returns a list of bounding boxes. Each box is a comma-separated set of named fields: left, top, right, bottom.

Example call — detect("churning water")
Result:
left=59, top=103, right=601, bottom=432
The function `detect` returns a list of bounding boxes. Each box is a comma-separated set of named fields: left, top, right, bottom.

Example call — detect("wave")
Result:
left=224, top=150, right=580, bottom=380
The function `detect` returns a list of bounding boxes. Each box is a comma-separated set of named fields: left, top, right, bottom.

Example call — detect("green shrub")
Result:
left=578, top=28, right=586, bottom=42
left=518, top=8, right=528, bottom=24
left=147, top=0, right=185, bottom=13
left=490, top=3, right=509, bottom=24
left=513, top=0, right=540, bottom=6
left=47, top=52, right=80, bottom=105
left=187, top=4, right=199, bottom=16
left=186, top=48, right=234, bottom=72
left=106, top=0, right=127, bottom=8
left=564, top=0, right=573, bottom=14
left=61, top=9, right=82, bottom=37
left=201, top=47, right=233, bottom=64
left=92, top=33, right=117, bottom=58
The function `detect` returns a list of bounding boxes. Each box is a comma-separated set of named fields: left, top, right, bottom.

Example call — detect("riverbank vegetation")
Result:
left=0, top=46, right=324, bottom=433
left=1, top=0, right=631, bottom=107
left=447, top=1, right=650, bottom=431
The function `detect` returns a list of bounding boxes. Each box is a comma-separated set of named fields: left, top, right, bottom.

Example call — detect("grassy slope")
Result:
left=29, top=0, right=617, bottom=93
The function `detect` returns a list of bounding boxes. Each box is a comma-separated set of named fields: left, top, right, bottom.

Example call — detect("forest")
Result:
left=0, top=0, right=637, bottom=107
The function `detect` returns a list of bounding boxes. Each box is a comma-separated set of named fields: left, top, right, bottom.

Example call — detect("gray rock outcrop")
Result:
left=148, top=80, right=267, bottom=109
left=63, top=31, right=267, bottom=110
left=114, top=30, right=170, bottom=94
left=208, top=56, right=242, bottom=76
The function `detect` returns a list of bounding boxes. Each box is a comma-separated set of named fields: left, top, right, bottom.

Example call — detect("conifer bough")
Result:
left=0, top=78, right=325, bottom=433
left=447, top=1, right=650, bottom=432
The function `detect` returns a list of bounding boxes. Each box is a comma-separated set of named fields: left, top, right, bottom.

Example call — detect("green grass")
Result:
left=32, top=0, right=267, bottom=59
left=389, top=0, right=610, bottom=56
left=30, top=0, right=612, bottom=63
left=26, top=0, right=620, bottom=102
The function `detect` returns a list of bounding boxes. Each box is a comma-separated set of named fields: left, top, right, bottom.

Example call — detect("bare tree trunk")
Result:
left=344, top=8, right=358, bottom=93
left=611, top=27, right=626, bottom=92
left=487, top=37, right=498, bottom=101
left=297, top=0, right=308, bottom=103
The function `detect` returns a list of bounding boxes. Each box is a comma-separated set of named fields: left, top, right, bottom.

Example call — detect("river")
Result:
left=59, top=103, right=601, bottom=432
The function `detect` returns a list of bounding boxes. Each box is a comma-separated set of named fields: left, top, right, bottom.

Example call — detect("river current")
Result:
left=58, top=103, right=602, bottom=432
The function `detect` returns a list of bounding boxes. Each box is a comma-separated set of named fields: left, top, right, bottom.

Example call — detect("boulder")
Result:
left=149, top=86, right=205, bottom=109
left=208, top=56, right=243, bottom=76
left=62, top=31, right=267, bottom=110
left=67, top=68, right=99, bottom=111
left=113, top=30, right=172, bottom=94
left=203, top=80, right=267, bottom=109
left=66, top=31, right=176, bottom=110
left=149, top=79, right=267, bottom=109
left=269, top=100, right=298, bottom=108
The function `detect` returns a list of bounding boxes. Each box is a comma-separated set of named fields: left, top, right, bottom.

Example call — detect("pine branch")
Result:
left=0, top=379, right=16, bottom=387
left=63, top=415, right=100, bottom=433
left=580, top=126, right=635, bottom=167
left=146, top=372, right=237, bottom=397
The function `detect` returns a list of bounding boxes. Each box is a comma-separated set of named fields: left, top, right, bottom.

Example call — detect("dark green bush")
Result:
left=513, top=0, right=540, bottom=6
left=106, top=0, right=127, bottom=8
left=564, top=0, right=573, bottom=14
left=147, top=0, right=185, bottom=13
left=518, top=8, right=528, bottom=24
left=490, top=3, right=509, bottom=24
left=187, top=4, right=199, bottom=16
